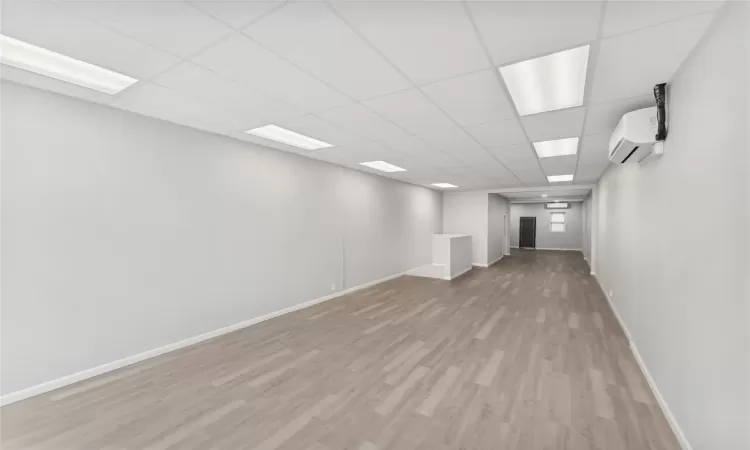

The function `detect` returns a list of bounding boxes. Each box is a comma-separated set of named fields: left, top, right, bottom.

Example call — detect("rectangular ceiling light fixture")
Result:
left=431, top=183, right=457, bottom=188
left=359, top=161, right=407, bottom=172
left=533, top=137, right=579, bottom=158
left=545, top=202, right=569, bottom=209
left=0, top=35, right=138, bottom=94
left=499, top=45, right=589, bottom=116
left=245, top=125, right=333, bottom=150
left=547, top=174, right=574, bottom=183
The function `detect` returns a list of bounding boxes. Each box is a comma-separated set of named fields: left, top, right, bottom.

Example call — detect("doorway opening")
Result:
left=519, top=217, right=536, bottom=249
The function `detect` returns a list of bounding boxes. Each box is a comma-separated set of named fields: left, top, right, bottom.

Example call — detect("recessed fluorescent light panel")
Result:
left=499, top=45, right=589, bottom=116
left=359, top=161, right=406, bottom=172
left=533, top=137, right=579, bottom=158
left=0, top=35, right=138, bottom=94
left=431, top=183, right=457, bottom=188
left=547, top=174, right=574, bottom=183
left=541, top=194, right=549, bottom=198
left=545, top=202, right=569, bottom=209
left=245, top=125, right=333, bottom=150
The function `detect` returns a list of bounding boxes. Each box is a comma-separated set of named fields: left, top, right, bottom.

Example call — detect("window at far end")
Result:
left=550, top=212, right=565, bottom=232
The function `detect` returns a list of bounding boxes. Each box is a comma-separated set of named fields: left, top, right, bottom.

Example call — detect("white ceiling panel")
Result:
left=245, top=3, right=410, bottom=100
left=2, top=0, right=180, bottom=79
left=464, top=119, right=527, bottom=147
left=152, top=62, right=303, bottom=122
left=273, top=115, right=364, bottom=147
left=421, top=70, right=516, bottom=127
left=378, top=135, right=441, bottom=158
left=539, top=155, right=578, bottom=176
left=499, top=157, right=541, bottom=174
left=363, top=88, right=456, bottom=137
left=112, top=82, right=264, bottom=135
left=514, top=169, right=549, bottom=185
left=578, top=134, right=611, bottom=168
left=468, top=159, right=516, bottom=179
left=64, top=1, right=232, bottom=58
left=192, top=2, right=282, bottom=30
left=316, top=103, right=408, bottom=142
left=421, top=127, right=485, bottom=153
left=4, top=0, right=720, bottom=192
left=446, top=145, right=498, bottom=166
left=590, top=12, right=717, bottom=103
left=487, top=142, right=537, bottom=162
left=602, top=1, right=724, bottom=37
left=310, top=141, right=408, bottom=167
left=522, top=107, right=586, bottom=142
left=192, top=34, right=350, bottom=111
left=468, top=1, right=602, bottom=65
left=334, top=2, right=489, bottom=85
left=584, top=95, right=653, bottom=135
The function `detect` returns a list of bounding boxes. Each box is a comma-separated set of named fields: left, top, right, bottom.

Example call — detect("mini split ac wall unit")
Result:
left=608, top=107, right=664, bottom=164
left=608, top=83, right=667, bottom=165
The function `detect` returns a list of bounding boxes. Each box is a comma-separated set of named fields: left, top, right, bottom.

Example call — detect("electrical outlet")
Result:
left=609, top=290, right=613, bottom=298
left=332, top=284, right=336, bottom=292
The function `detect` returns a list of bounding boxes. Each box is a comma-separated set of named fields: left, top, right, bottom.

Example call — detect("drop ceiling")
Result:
left=1, top=0, right=723, bottom=191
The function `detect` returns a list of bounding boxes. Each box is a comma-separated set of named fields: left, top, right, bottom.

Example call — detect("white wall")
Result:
left=0, top=83, right=443, bottom=397
left=582, top=193, right=592, bottom=264
left=510, top=202, right=583, bottom=250
left=589, top=5, right=748, bottom=449
left=448, top=236, right=472, bottom=278
left=442, top=192, right=488, bottom=265
left=487, top=193, right=510, bottom=264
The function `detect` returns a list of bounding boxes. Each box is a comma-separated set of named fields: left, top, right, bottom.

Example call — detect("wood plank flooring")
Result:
left=0, top=250, right=680, bottom=450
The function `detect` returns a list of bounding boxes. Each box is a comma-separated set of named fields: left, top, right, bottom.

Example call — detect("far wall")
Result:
left=510, top=202, right=583, bottom=250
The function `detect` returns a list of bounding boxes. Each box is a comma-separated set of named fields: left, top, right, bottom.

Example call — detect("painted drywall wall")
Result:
left=0, top=82, right=443, bottom=397
left=510, top=202, right=583, bottom=250
left=487, top=193, right=510, bottom=265
left=442, top=192, right=489, bottom=265
left=448, top=236, right=472, bottom=278
left=590, top=5, right=749, bottom=449
left=582, top=193, right=593, bottom=265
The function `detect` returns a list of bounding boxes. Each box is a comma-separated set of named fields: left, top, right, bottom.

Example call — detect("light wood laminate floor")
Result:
left=1, top=250, right=680, bottom=450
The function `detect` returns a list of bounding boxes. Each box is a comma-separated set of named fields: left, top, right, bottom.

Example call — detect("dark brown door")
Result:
left=519, top=217, right=536, bottom=248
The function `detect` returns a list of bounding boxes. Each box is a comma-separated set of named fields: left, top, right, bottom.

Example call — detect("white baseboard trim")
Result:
left=510, top=246, right=582, bottom=252
left=510, top=246, right=519, bottom=249
left=487, top=254, right=504, bottom=267
left=592, top=273, right=692, bottom=450
left=0, top=269, right=413, bottom=407
left=446, top=265, right=473, bottom=280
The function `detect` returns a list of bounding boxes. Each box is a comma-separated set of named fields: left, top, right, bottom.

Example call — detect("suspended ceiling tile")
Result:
left=316, top=103, right=409, bottom=142
left=522, top=107, right=586, bottom=142
left=192, top=34, right=350, bottom=112
left=245, top=2, right=411, bottom=100
left=64, top=1, right=233, bottom=58
left=420, top=69, right=516, bottom=127
left=602, top=1, right=724, bottom=37
left=590, top=12, right=717, bottom=103
left=334, top=2, right=489, bottom=85
left=468, top=1, right=602, bottom=65
left=464, top=119, right=527, bottom=147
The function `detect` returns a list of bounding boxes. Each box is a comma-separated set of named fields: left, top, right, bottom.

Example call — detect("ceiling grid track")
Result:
left=328, top=3, right=524, bottom=187
left=572, top=0, right=609, bottom=181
